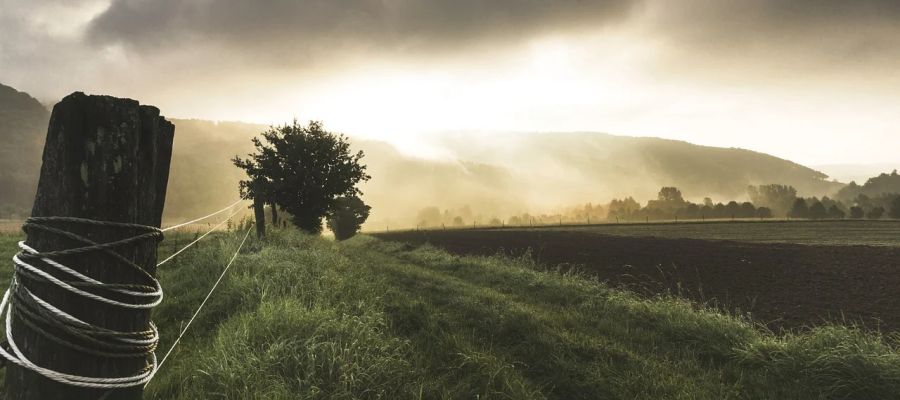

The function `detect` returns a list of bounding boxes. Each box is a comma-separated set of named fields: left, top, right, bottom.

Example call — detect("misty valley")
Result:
left=3, top=1, right=900, bottom=399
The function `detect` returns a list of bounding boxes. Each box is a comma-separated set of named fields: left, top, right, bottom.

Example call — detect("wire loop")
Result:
left=0, top=217, right=163, bottom=388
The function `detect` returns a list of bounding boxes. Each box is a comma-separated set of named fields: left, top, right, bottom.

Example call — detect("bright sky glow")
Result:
left=3, top=0, right=900, bottom=167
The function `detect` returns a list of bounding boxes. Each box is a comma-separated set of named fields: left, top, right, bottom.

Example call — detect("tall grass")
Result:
left=1, top=230, right=899, bottom=398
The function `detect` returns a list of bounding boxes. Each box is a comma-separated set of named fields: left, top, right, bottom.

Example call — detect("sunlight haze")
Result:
left=3, top=0, right=900, bottom=166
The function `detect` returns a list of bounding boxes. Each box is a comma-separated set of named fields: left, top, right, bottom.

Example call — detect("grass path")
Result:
left=2, top=231, right=900, bottom=399
left=345, top=243, right=740, bottom=399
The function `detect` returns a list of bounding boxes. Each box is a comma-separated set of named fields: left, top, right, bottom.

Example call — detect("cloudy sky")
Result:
left=2, top=0, right=900, bottom=167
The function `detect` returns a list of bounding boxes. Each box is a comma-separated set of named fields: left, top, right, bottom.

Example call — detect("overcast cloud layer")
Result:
left=80, top=0, right=900, bottom=72
left=2, top=0, right=900, bottom=165
left=88, top=0, right=636, bottom=56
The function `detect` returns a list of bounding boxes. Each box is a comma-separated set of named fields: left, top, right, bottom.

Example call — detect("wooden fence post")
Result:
left=6, top=92, right=174, bottom=400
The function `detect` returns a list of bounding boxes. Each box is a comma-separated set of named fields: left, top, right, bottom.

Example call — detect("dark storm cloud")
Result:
left=83, top=0, right=900, bottom=70
left=6, top=0, right=900, bottom=102
left=87, top=0, right=639, bottom=56
left=651, top=0, right=900, bottom=65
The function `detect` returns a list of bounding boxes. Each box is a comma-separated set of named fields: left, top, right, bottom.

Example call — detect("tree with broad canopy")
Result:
left=233, top=120, right=370, bottom=234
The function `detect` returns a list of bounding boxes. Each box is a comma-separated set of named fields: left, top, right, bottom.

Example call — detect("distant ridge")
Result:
left=0, top=84, right=847, bottom=226
left=0, top=83, right=50, bottom=212
left=430, top=131, right=843, bottom=201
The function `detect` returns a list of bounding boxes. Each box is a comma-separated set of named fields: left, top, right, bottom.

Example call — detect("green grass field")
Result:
left=497, top=220, right=900, bottom=246
left=1, top=230, right=900, bottom=399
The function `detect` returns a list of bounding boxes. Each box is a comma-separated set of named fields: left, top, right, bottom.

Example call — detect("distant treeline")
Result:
left=414, top=173, right=900, bottom=228
left=609, top=185, right=897, bottom=222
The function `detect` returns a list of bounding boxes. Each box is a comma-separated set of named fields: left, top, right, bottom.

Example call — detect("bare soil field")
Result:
left=374, top=225, right=900, bottom=332
left=517, top=219, right=900, bottom=246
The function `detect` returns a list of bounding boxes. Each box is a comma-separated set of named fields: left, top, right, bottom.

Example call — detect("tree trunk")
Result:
left=253, top=182, right=266, bottom=239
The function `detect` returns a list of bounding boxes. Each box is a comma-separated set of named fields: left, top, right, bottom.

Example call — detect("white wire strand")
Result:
left=12, top=249, right=162, bottom=309
left=17, top=241, right=162, bottom=299
left=0, top=289, right=158, bottom=388
left=149, top=225, right=254, bottom=383
left=0, top=250, right=161, bottom=387
left=161, top=198, right=247, bottom=232
left=0, top=201, right=252, bottom=390
left=157, top=207, right=244, bottom=267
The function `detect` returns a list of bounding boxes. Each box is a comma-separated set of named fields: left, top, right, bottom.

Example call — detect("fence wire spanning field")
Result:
left=0, top=197, right=255, bottom=392
left=147, top=199, right=257, bottom=386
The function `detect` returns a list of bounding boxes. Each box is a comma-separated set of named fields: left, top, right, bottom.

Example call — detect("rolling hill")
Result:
left=0, top=84, right=846, bottom=227
left=0, top=83, right=49, bottom=214
left=429, top=131, right=844, bottom=204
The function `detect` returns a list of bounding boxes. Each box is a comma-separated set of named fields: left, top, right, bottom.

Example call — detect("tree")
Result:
left=725, top=201, right=740, bottom=219
left=867, top=206, right=885, bottom=220
left=684, top=203, right=701, bottom=219
left=416, top=206, right=441, bottom=227
left=849, top=206, right=864, bottom=219
left=890, top=196, right=900, bottom=219
left=658, top=187, right=685, bottom=203
left=808, top=201, right=827, bottom=219
left=713, top=203, right=726, bottom=218
left=608, top=197, right=641, bottom=220
left=327, top=196, right=371, bottom=240
left=748, top=184, right=797, bottom=217
left=739, top=202, right=756, bottom=218
left=233, top=120, right=370, bottom=234
left=827, top=205, right=845, bottom=219
left=756, top=207, right=773, bottom=219
left=789, top=198, right=809, bottom=219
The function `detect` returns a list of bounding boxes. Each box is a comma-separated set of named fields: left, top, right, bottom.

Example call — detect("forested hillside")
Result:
left=836, top=170, right=900, bottom=202
left=1, top=84, right=848, bottom=227
left=0, top=84, right=49, bottom=216
left=432, top=132, right=844, bottom=203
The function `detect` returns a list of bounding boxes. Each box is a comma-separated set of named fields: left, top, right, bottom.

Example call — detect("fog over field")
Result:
left=5, top=1, right=900, bottom=229
left=0, top=90, right=849, bottom=229
left=5, top=2, right=900, bottom=400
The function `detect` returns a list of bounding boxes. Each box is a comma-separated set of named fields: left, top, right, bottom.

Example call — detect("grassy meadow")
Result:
left=1, top=229, right=900, bottom=398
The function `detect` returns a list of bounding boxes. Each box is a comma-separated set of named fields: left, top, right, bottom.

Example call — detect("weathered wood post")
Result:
left=253, top=180, right=266, bottom=239
left=6, top=92, right=174, bottom=399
